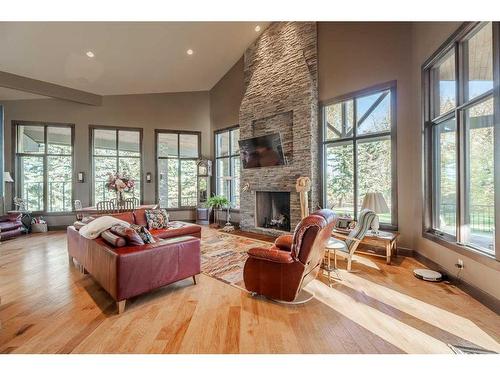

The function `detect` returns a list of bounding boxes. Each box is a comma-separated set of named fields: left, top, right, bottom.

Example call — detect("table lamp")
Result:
left=361, top=192, right=389, bottom=234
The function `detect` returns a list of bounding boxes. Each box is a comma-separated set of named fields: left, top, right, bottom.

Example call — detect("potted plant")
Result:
left=206, top=195, right=230, bottom=228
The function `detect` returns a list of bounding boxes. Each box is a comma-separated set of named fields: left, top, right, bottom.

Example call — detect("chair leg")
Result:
left=68, top=254, right=73, bottom=265
left=117, top=300, right=126, bottom=314
left=347, top=255, right=352, bottom=272
left=334, top=250, right=337, bottom=269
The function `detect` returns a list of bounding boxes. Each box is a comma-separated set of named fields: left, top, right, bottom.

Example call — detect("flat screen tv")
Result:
left=239, top=133, right=286, bottom=169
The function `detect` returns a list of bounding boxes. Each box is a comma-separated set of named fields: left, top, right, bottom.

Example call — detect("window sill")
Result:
left=422, top=230, right=500, bottom=270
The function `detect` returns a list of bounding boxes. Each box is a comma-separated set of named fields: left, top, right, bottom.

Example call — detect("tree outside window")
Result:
left=15, top=122, right=74, bottom=212
left=156, top=131, right=199, bottom=208
left=322, top=84, right=396, bottom=227
left=215, top=127, right=240, bottom=209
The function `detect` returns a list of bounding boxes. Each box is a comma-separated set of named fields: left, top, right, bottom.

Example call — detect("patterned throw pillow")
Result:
left=110, top=224, right=145, bottom=246
left=130, top=224, right=156, bottom=244
left=145, top=209, right=169, bottom=229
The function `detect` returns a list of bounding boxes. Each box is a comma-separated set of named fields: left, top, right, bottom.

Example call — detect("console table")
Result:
left=331, top=229, right=399, bottom=264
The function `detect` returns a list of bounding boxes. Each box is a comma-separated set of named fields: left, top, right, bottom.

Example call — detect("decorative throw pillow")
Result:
left=110, top=224, right=145, bottom=246
left=101, top=230, right=126, bottom=247
left=130, top=224, right=156, bottom=244
left=145, top=209, right=169, bottom=230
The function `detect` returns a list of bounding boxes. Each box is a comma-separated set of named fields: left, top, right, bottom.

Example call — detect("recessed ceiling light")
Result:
left=86, top=51, right=95, bottom=58
left=186, top=49, right=194, bottom=55
left=255, top=25, right=261, bottom=32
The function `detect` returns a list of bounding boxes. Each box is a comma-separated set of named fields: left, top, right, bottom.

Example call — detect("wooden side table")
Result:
left=331, top=229, right=399, bottom=264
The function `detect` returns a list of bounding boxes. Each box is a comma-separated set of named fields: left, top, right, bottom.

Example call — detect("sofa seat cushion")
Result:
left=0, top=221, right=22, bottom=232
left=149, top=222, right=201, bottom=239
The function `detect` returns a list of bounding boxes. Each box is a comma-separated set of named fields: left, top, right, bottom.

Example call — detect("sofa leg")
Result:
left=117, top=300, right=126, bottom=314
left=78, top=264, right=88, bottom=274
left=192, top=275, right=197, bottom=285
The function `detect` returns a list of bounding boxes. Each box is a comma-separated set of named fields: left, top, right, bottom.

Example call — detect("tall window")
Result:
left=215, top=126, right=240, bottom=208
left=322, top=82, right=397, bottom=227
left=156, top=130, right=200, bottom=208
left=91, top=126, right=142, bottom=204
left=424, top=22, right=499, bottom=258
left=15, top=122, right=74, bottom=212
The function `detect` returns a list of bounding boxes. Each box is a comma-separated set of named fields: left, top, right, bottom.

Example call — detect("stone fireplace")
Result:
left=255, top=191, right=291, bottom=232
left=239, top=22, right=319, bottom=236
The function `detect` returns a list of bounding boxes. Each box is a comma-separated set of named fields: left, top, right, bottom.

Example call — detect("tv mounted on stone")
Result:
left=239, top=133, right=286, bottom=169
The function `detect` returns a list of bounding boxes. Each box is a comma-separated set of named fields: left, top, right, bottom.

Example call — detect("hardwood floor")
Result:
left=0, top=228, right=499, bottom=354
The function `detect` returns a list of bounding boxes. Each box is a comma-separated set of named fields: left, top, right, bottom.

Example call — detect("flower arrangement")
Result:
left=105, top=172, right=135, bottom=201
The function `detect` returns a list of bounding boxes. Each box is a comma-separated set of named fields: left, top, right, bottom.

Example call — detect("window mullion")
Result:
left=177, top=135, right=181, bottom=208
left=353, top=98, right=358, bottom=220
left=493, top=21, right=500, bottom=260
left=457, top=107, right=467, bottom=244
left=43, top=125, right=48, bottom=212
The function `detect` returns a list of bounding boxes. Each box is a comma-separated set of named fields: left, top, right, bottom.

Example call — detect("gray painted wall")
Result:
left=0, top=91, right=211, bottom=225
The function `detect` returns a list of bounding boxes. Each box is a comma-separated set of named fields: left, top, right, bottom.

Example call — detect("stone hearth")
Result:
left=239, top=22, right=319, bottom=236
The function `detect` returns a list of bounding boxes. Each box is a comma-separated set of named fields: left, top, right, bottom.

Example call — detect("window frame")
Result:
left=214, top=125, right=240, bottom=210
left=155, top=129, right=201, bottom=210
left=12, top=120, right=75, bottom=214
left=321, top=81, right=398, bottom=230
left=89, top=125, right=144, bottom=205
left=422, top=21, right=500, bottom=262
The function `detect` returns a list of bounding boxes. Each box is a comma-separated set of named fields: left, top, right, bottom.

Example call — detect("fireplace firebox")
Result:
left=255, top=191, right=291, bottom=232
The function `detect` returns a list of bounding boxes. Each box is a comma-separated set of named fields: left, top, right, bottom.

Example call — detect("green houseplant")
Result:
left=206, top=195, right=230, bottom=227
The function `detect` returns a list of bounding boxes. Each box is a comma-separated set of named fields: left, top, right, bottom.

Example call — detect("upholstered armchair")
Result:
left=327, top=209, right=377, bottom=271
left=243, top=209, right=337, bottom=302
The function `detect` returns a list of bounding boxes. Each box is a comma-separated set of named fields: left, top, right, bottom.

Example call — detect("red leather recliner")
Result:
left=243, top=209, right=337, bottom=302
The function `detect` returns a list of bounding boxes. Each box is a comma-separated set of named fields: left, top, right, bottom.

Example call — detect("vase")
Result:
left=116, top=190, right=125, bottom=206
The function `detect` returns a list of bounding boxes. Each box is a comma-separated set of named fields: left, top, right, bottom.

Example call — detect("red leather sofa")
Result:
left=67, top=208, right=202, bottom=313
left=0, top=213, right=23, bottom=241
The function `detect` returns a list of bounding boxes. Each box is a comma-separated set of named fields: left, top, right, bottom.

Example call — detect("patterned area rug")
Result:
left=200, top=229, right=272, bottom=290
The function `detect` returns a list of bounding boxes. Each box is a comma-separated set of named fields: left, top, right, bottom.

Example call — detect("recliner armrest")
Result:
left=247, top=246, right=294, bottom=264
left=274, top=234, right=293, bottom=251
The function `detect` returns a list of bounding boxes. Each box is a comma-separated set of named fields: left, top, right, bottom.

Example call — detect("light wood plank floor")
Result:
left=1, top=228, right=499, bottom=354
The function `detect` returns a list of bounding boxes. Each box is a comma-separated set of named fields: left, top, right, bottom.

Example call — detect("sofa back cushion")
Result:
left=110, top=224, right=145, bottom=246
left=133, top=208, right=148, bottom=226
left=108, top=211, right=135, bottom=224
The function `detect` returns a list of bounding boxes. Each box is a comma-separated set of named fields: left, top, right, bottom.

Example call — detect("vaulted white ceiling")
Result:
left=0, top=22, right=268, bottom=98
